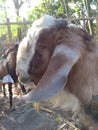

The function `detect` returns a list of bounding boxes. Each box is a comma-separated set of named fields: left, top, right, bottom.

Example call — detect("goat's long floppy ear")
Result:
left=22, top=44, right=80, bottom=102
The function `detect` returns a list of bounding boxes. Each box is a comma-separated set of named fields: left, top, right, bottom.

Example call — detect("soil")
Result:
left=0, top=87, right=98, bottom=130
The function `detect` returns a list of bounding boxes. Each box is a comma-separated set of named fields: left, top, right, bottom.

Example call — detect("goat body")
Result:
left=16, top=15, right=98, bottom=114
left=0, top=44, right=26, bottom=108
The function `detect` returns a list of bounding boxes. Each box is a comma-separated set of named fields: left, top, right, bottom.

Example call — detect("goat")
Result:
left=0, top=44, right=26, bottom=108
left=16, top=15, right=98, bottom=129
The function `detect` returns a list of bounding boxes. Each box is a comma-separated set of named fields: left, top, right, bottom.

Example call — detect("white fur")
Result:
left=16, top=37, right=33, bottom=78
left=16, top=15, right=57, bottom=79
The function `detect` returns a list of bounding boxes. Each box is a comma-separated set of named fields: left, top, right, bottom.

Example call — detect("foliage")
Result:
left=0, top=0, right=7, bottom=22
left=0, top=0, right=98, bottom=43
left=0, top=24, right=21, bottom=42
left=28, top=0, right=98, bottom=36
left=28, top=0, right=66, bottom=21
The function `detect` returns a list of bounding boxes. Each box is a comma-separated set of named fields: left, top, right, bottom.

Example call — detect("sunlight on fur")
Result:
left=49, top=89, right=80, bottom=112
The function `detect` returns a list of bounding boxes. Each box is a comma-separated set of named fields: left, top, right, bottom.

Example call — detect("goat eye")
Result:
left=39, top=44, right=46, bottom=49
left=34, top=51, right=41, bottom=58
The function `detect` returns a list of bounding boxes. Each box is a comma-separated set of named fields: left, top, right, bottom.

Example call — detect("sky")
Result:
left=4, top=0, right=41, bottom=21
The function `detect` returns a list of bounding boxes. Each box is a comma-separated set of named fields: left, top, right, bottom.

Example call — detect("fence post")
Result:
left=7, top=18, right=12, bottom=42
left=17, top=27, right=22, bottom=41
left=96, top=14, right=98, bottom=41
left=84, top=0, right=93, bottom=35
left=23, top=18, right=27, bottom=36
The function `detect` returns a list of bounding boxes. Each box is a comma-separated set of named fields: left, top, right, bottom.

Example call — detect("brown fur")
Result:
left=28, top=26, right=98, bottom=105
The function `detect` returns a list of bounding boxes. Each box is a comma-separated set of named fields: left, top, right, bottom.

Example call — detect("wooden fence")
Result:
left=0, top=15, right=98, bottom=45
left=0, top=18, right=32, bottom=44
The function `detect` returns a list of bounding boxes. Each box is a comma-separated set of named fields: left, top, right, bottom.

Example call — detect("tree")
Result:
left=28, top=0, right=66, bottom=21
left=0, top=0, right=8, bottom=22
left=28, top=0, right=98, bottom=35
left=12, top=0, right=27, bottom=17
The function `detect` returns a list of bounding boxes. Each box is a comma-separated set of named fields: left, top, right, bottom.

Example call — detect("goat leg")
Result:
left=2, top=84, right=6, bottom=97
left=8, top=83, right=13, bottom=108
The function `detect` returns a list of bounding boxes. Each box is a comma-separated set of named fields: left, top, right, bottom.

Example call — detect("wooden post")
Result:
left=96, top=14, right=98, bottom=41
left=84, top=0, right=93, bottom=35
left=82, top=10, right=86, bottom=30
left=17, top=27, right=22, bottom=41
left=7, top=18, right=12, bottom=42
left=64, top=0, right=69, bottom=19
left=23, top=18, right=27, bottom=36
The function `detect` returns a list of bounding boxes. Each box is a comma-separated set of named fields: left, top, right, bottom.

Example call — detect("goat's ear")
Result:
left=21, top=44, right=80, bottom=103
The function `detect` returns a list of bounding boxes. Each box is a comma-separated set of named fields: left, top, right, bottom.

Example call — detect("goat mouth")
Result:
left=19, top=78, right=35, bottom=89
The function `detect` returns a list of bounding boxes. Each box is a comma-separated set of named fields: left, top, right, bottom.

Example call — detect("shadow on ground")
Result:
left=0, top=88, right=98, bottom=130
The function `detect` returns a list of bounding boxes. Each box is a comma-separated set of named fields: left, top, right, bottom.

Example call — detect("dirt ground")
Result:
left=0, top=87, right=98, bottom=130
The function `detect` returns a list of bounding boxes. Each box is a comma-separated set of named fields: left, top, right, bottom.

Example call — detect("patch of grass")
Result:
left=55, top=115, right=63, bottom=124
